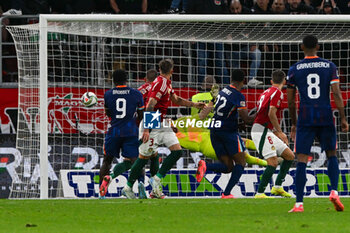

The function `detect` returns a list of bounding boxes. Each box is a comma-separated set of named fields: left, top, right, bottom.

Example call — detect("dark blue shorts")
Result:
left=104, top=134, right=139, bottom=159
left=295, top=125, right=336, bottom=154
left=210, top=130, right=246, bottom=159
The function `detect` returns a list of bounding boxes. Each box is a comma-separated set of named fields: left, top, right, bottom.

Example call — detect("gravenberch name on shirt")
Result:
left=296, top=62, right=330, bottom=70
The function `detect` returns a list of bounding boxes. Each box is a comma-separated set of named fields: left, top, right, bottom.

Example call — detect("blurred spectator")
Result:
left=271, top=0, right=287, bottom=13
left=94, top=0, right=113, bottom=13
left=148, top=0, right=172, bottom=13
left=228, top=0, right=262, bottom=86
left=167, top=0, right=188, bottom=13
left=304, top=0, right=312, bottom=6
left=251, top=0, right=272, bottom=14
left=230, top=0, right=251, bottom=13
left=3, top=0, right=50, bottom=15
left=49, top=0, right=73, bottom=14
left=187, top=0, right=228, bottom=14
left=230, top=44, right=263, bottom=86
left=71, top=0, right=96, bottom=13
left=241, top=0, right=255, bottom=9
left=110, top=0, right=147, bottom=14
left=317, top=0, right=341, bottom=14
left=286, top=0, right=316, bottom=13
left=188, top=0, right=230, bottom=84
left=336, top=0, right=350, bottom=13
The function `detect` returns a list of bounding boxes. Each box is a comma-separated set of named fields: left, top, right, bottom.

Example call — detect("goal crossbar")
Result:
left=40, top=14, right=350, bottom=23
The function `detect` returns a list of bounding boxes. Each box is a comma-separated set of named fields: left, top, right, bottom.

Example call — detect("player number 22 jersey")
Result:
left=212, top=85, right=246, bottom=132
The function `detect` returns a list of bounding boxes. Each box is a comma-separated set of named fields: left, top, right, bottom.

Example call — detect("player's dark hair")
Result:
left=231, top=69, right=245, bottom=83
left=303, top=35, right=318, bottom=49
left=113, top=69, right=128, bottom=85
left=159, top=59, right=174, bottom=75
left=146, top=69, right=157, bottom=82
left=272, top=69, right=286, bottom=84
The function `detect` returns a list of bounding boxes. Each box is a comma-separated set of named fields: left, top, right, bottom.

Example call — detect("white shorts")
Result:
left=138, top=120, right=179, bottom=157
left=251, top=123, right=288, bottom=159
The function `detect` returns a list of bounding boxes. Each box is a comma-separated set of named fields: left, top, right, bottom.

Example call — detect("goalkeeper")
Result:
left=175, top=78, right=266, bottom=178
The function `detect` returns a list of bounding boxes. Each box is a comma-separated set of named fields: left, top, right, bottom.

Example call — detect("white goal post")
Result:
left=7, top=14, right=350, bottom=199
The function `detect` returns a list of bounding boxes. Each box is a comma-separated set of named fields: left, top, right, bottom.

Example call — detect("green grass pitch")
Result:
left=1, top=198, right=349, bottom=233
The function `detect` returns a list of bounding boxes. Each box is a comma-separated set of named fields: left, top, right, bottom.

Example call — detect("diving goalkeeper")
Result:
left=175, top=76, right=266, bottom=181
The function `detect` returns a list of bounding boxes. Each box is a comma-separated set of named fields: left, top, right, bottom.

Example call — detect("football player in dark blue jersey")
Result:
left=197, top=69, right=255, bottom=199
left=99, top=69, right=146, bottom=199
left=287, top=35, right=348, bottom=212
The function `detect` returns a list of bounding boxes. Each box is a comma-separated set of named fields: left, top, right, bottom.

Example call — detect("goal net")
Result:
left=7, top=15, right=350, bottom=198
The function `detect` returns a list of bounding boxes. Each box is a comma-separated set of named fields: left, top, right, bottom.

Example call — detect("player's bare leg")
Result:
left=271, top=148, right=294, bottom=198
left=326, top=150, right=344, bottom=211
left=289, top=153, right=308, bottom=212
left=99, top=155, right=113, bottom=198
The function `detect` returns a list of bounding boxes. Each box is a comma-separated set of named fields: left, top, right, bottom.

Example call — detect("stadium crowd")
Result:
left=0, top=0, right=349, bottom=15
left=1, top=0, right=349, bottom=84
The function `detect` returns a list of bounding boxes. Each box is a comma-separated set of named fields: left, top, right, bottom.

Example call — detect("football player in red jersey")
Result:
left=251, top=70, right=295, bottom=199
left=138, top=69, right=157, bottom=104
left=122, top=59, right=205, bottom=199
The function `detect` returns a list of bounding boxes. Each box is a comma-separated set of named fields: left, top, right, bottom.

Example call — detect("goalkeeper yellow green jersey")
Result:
left=174, top=115, right=265, bottom=167
left=191, top=92, right=212, bottom=116
left=175, top=115, right=217, bottom=159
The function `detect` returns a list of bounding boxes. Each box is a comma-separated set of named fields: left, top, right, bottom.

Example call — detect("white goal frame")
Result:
left=37, top=14, right=350, bottom=199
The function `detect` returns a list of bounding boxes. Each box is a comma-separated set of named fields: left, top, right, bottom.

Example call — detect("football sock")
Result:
left=207, top=163, right=230, bottom=173
left=127, top=158, right=148, bottom=188
left=245, top=153, right=267, bottom=167
left=110, top=160, right=132, bottom=179
left=150, top=154, right=160, bottom=177
left=327, top=156, right=339, bottom=191
left=295, top=162, right=307, bottom=203
left=257, top=165, right=276, bottom=193
left=275, top=160, right=293, bottom=186
left=138, top=173, right=145, bottom=184
left=295, top=202, right=303, bottom=208
left=224, top=164, right=244, bottom=196
left=157, top=150, right=182, bottom=178
left=245, top=139, right=256, bottom=150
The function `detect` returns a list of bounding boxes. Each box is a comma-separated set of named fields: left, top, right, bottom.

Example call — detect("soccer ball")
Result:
left=81, top=92, right=98, bottom=107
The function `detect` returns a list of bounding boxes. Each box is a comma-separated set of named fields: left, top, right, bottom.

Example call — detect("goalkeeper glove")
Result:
left=210, top=83, right=219, bottom=102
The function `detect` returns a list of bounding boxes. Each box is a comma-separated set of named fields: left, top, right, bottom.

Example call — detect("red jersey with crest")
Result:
left=138, top=82, right=152, bottom=103
left=148, top=76, right=175, bottom=117
left=254, top=86, right=283, bottom=130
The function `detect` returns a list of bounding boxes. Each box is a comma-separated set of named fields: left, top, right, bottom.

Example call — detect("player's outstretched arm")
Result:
left=238, top=108, right=255, bottom=125
left=110, top=0, right=121, bottom=13
left=269, top=106, right=288, bottom=144
left=170, top=94, right=205, bottom=109
left=137, top=109, right=144, bottom=122
left=287, top=88, right=297, bottom=140
left=104, top=103, right=111, bottom=117
left=331, top=83, right=349, bottom=132
left=141, top=97, right=158, bottom=143
left=198, top=102, right=214, bottom=120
